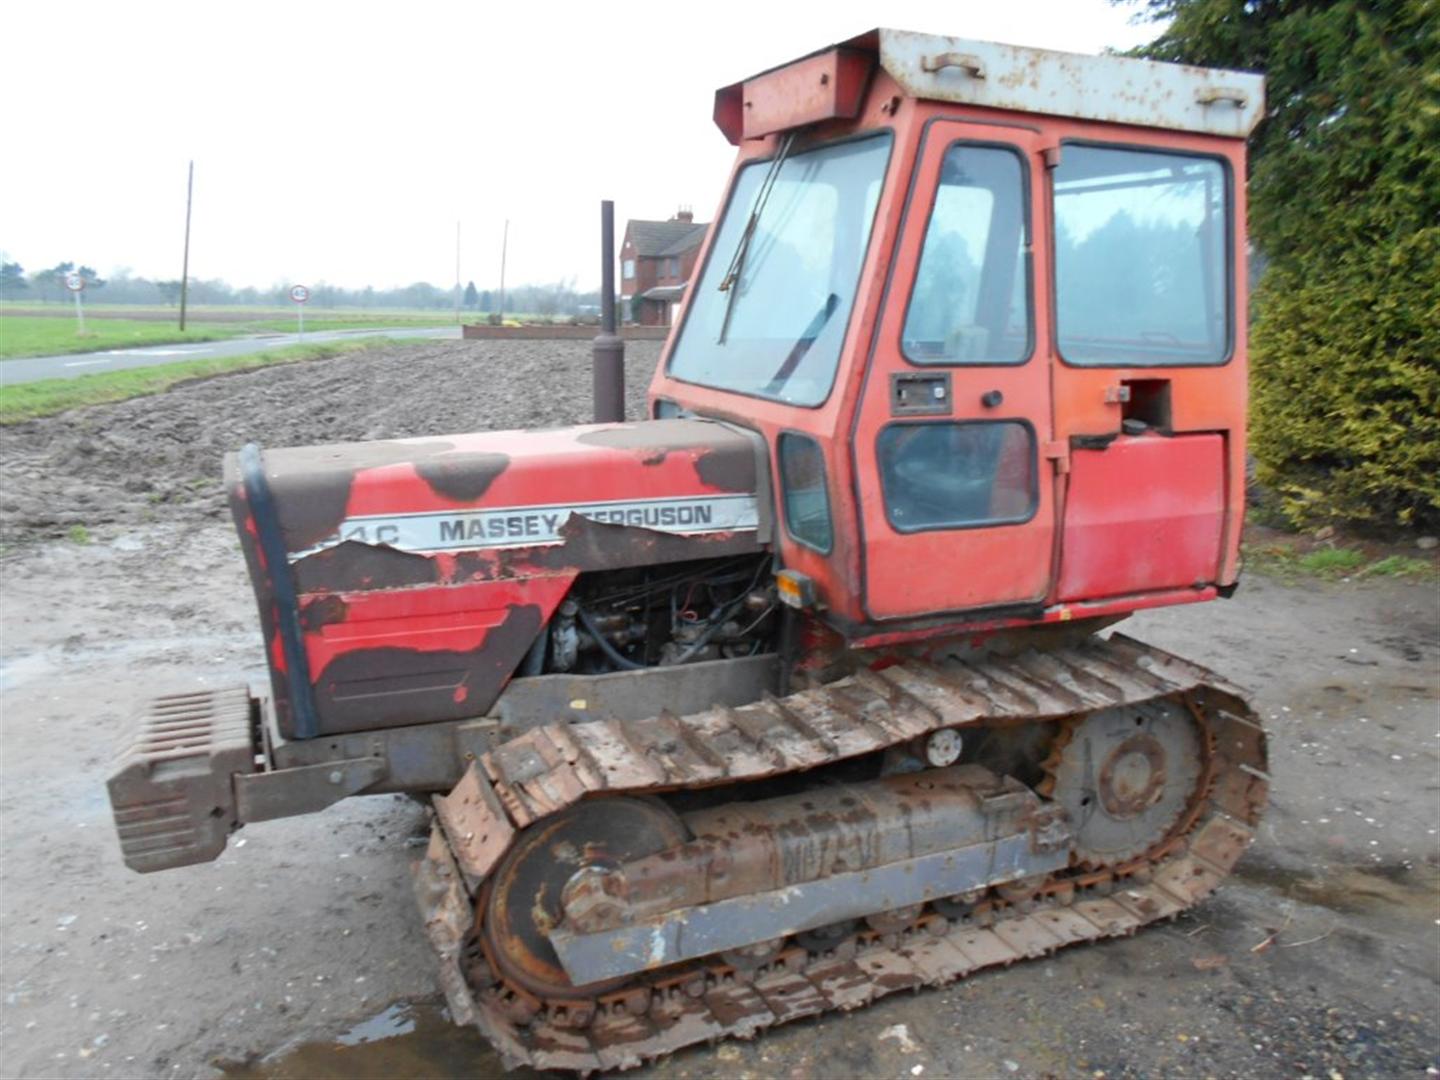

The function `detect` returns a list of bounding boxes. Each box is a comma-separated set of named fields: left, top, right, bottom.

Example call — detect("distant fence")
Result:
left=461, top=324, right=669, bottom=341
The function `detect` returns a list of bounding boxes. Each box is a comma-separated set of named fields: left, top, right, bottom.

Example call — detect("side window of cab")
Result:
left=878, top=421, right=1037, bottom=532
left=778, top=433, right=833, bottom=553
left=902, top=144, right=1032, bottom=366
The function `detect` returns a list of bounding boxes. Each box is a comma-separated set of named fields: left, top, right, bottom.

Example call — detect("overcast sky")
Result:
left=2, top=1, right=1164, bottom=293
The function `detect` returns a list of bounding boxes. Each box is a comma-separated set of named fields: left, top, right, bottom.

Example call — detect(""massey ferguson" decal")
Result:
left=289, top=494, right=759, bottom=560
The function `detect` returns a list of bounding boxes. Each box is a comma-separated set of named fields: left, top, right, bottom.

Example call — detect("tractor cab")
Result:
left=649, top=28, right=1264, bottom=639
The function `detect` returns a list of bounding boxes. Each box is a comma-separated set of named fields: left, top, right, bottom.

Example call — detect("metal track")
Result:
left=414, top=634, right=1268, bottom=1073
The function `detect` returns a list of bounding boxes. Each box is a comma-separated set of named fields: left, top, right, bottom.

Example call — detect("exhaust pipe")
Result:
left=592, top=199, right=626, bottom=423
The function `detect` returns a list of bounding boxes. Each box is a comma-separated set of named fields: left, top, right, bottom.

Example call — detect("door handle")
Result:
left=980, top=390, right=1004, bottom=409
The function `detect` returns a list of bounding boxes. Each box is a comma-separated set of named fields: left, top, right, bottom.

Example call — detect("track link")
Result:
left=414, top=634, right=1268, bottom=1073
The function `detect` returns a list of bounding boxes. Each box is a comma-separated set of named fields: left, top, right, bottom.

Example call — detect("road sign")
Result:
left=64, top=272, right=86, bottom=333
left=290, top=284, right=310, bottom=304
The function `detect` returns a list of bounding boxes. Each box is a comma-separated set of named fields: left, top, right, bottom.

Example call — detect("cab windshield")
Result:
left=667, top=133, right=891, bottom=406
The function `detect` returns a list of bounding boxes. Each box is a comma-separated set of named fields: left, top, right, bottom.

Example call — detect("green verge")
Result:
left=229, top=316, right=460, bottom=333
left=0, top=315, right=252, bottom=359
left=0, top=313, right=466, bottom=359
left=1242, top=542, right=1437, bottom=583
left=0, top=338, right=406, bottom=424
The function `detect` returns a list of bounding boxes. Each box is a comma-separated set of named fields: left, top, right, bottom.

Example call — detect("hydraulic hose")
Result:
left=575, top=606, right=646, bottom=671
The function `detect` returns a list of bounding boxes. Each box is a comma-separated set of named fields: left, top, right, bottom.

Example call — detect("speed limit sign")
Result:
left=66, top=271, right=86, bottom=332
left=289, top=284, right=310, bottom=304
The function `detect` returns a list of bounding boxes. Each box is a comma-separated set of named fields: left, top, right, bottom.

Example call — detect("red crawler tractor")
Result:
left=109, top=29, right=1269, bottom=1071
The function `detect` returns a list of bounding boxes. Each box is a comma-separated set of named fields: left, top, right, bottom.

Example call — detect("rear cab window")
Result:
left=1053, top=144, right=1230, bottom=366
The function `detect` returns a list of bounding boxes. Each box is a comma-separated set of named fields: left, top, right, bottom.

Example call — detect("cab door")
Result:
left=852, top=121, right=1055, bottom=622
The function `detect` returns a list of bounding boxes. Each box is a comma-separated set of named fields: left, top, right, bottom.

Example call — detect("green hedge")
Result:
left=1126, top=0, right=1440, bottom=530
left=1251, top=227, right=1440, bottom=528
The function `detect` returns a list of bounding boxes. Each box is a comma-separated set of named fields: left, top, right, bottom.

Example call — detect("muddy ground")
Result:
left=1, top=340, right=1436, bottom=1080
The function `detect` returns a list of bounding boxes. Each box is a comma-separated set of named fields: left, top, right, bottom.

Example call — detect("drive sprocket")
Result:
left=1042, top=698, right=1206, bottom=868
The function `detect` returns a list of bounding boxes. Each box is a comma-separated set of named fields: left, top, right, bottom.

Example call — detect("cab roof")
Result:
left=714, top=28, right=1265, bottom=144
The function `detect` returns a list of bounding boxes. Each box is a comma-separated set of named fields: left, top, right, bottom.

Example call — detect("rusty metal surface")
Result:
left=269, top=714, right=499, bottom=794
left=478, top=799, right=689, bottom=1000
left=737, top=48, right=874, bottom=141
left=487, top=653, right=778, bottom=732
left=567, top=765, right=1049, bottom=933
left=1044, top=698, right=1205, bottom=867
left=432, top=763, right=515, bottom=890
left=234, top=756, right=386, bottom=823
left=551, top=824, right=1070, bottom=984
left=874, top=29, right=1264, bottom=138
left=469, top=634, right=1243, bottom=830
left=412, top=826, right=479, bottom=1027
left=711, top=31, right=1263, bottom=145
left=107, top=687, right=257, bottom=873
left=261, top=654, right=777, bottom=797
left=412, top=634, right=1268, bottom=1072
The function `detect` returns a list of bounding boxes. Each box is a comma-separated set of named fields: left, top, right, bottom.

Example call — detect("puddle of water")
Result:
left=221, top=1000, right=553, bottom=1080
left=0, top=652, right=53, bottom=693
left=333, top=1002, right=417, bottom=1046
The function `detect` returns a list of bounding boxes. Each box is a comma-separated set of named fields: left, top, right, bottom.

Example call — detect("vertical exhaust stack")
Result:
left=593, top=199, right=626, bottom=423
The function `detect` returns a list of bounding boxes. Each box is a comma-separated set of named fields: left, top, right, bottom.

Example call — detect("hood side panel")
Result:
left=228, top=420, right=767, bottom=739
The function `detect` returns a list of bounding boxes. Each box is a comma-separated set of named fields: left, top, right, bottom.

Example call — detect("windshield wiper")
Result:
left=716, top=133, right=794, bottom=345
left=764, top=292, right=839, bottom=396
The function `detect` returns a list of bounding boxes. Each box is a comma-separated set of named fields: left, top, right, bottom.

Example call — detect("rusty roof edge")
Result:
left=713, top=28, right=1265, bottom=142
left=713, top=28, right=879, bottom=144
left=877, top=28, right=1264, bottom=139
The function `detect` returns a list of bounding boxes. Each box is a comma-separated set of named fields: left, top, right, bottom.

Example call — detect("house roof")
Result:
left=626, top=219, right=708, bottom=258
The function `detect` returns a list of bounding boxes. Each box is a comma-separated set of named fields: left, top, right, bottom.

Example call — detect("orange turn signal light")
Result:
left=776, top=569, right=816, bottom=610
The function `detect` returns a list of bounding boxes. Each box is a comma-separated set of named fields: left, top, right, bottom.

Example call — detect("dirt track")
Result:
left=1, top=341, right=1436, bottom=1079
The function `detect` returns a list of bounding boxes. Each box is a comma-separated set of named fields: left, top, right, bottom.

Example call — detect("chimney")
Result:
left=674, top=207, right=693, bottom=223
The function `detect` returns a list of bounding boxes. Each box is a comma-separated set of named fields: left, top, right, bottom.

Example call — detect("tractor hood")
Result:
left=236, top=418, right=766, bottom=567
left=225, top=419, right=770, bottom=740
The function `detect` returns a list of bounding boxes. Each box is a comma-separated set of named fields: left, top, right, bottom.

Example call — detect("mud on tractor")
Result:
left=109, top=29, right=1269, bottom=1072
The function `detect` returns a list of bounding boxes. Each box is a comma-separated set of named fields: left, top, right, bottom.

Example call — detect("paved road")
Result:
left=0, top=326, right=460, bottom=386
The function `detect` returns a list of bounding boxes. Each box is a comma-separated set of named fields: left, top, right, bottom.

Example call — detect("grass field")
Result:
left=1, top=301, right=472, bottom=323
left=1242, top=537, right=1437, bottom=581
left=0, top=338, right=405, bottom=423
left=228, top=315, right=458, bottom=333
left=0, top=316, right=252, bottom=359
left=0, top=308, right=466, bottom=360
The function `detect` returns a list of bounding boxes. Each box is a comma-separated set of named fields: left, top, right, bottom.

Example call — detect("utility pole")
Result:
left=454, top=219, right=461, bottom=325
left=179, top=160, right=194, bottom=331
left=498, top=219, right=508, bottom=324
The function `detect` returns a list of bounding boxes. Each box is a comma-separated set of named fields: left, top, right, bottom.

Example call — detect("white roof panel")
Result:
left=875, top=28, right=1265, bottom=138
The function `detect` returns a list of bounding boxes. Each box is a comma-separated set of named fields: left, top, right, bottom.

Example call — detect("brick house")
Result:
left=620, top=210, right=709, bottom=327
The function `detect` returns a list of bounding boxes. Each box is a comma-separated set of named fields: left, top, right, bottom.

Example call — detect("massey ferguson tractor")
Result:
left=109, top=29, right=1269, bottom=1072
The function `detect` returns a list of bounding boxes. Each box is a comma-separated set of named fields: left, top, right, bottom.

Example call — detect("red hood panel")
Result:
left=224, top=419, right=769, bottom=739
left=256, top=418, right=761, bottom=557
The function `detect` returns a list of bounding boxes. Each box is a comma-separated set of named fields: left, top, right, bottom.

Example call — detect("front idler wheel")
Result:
left=478, top=797, right=689, bottom=1004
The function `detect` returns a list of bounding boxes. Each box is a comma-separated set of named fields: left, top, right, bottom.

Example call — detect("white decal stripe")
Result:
left=289, top=495, right=759, bottom=561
